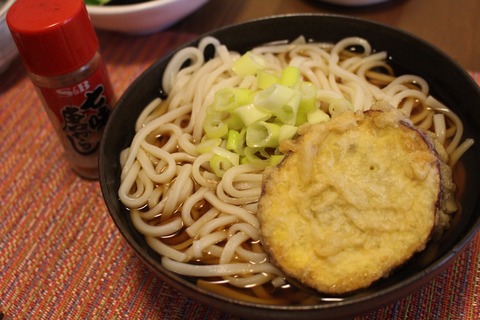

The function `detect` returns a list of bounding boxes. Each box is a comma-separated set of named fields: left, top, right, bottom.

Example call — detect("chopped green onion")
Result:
left=278, top=124, right=298, bottom=142
left=243, top=147, right=271, bottom=168
left=254, top=84, right=300, bottom=125
left=307, top=109, right=330, bottom=124
left=223, top=112, right=244, bottom=131
left=298, top=82, right=318, bottom=113
left=269, top=154, right=285, bottom=166
left=196, top=137, right=222, bottom=154
left=232, top=51, right=266, bottom=76
left=226, top=129, right=246, bottom=155
left=203, top=112, right=229, bottom=139
left=213, top=88, right=253, bottom=112
left=200, top=61, right=336, bottom=177
left=240, top=156, right=249, bottom=165
left=226, top=129, right=240, bottom=151
left=295, top=112, right=308, bottom=126
left=212, top=147, right=240, bottom=166
left=233, top=103, right=271, bottom=127
left=210, top=155, right=234, bottom=177
left=257, top=70, right=279, bottom=90
left=296, top=82, right=318, bottom=125
left=246, top=121, right=281, bottom=148
left=280, top=66, right=300, bottom=87
left=209, top=147, right=240, bottom=177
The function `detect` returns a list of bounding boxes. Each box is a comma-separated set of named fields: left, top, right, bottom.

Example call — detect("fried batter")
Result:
left=258, top=106, right=457, bottom=295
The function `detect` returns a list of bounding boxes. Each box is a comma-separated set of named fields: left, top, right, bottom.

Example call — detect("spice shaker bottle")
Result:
left=7, top=0, right=116, bottom=179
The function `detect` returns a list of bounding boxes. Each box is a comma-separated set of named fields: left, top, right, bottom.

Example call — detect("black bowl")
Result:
left=99, top=14, right=480, bottom=320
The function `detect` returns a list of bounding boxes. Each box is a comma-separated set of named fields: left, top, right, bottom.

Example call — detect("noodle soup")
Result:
left=116, top=36, right=473, bottom=304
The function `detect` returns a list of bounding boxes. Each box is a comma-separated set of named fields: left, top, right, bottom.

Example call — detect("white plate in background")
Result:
left=0, top=0, right=18, bottom=74
left=87, top=0, right=209, bottom=35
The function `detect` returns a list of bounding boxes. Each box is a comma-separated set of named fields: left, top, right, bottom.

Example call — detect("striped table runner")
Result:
left=1, top=30, right=479, bottom=320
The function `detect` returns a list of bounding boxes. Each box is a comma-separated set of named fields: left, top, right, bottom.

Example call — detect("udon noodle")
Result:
left=118, top=36, right=474, bottom=304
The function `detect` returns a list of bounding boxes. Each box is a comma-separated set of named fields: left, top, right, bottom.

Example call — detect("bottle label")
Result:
left=39, top=64, right=114, bottom=159
left=59, top=81, right=110, bottom=155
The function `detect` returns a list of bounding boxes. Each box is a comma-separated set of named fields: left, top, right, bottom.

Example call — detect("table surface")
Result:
left=1, top=0, right=479, bottom=319
left=179, top=0, right=480, bottom=71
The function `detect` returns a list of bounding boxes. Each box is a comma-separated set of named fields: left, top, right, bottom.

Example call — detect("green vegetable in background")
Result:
left=84, top=0, right=112, bottom=5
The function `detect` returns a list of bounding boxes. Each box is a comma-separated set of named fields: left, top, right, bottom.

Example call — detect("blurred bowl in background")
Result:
left=0, top=0, right=17, bottom=74
left=86, top=0, right=209, bottom=35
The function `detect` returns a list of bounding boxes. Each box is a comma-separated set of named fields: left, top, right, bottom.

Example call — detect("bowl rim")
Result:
left=100, top=12, right=480, bottom=317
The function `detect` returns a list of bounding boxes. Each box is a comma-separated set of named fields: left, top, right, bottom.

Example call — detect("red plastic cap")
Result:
left=7, top=0, right=99, bottom=77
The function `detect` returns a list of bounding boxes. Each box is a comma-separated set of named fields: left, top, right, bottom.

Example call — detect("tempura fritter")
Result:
left=257, top=106, right=457, bottom=295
